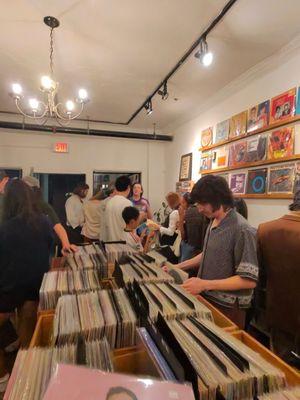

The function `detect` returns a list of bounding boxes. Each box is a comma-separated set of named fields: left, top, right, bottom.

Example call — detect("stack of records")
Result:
left=53, top=289, right=137, bottom=349
left=104, top=242, right=140, bottom=264
left=39, top=269, right=102, bottom=310
left=5, top=338, right=113, bottom=400
left=162, top=317, right=287, bottom=400
left=258, top=388, right=300, bottom=400
left=129, top=281, right=213, bottom=322
left=114, top=254, right=174, bottom=285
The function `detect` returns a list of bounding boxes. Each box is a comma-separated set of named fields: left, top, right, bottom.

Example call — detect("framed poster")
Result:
left=179, top=153, right=193, bottom=181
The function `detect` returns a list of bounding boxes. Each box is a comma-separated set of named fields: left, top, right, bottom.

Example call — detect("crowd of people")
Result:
left=0, top=170, right=299, bottom=389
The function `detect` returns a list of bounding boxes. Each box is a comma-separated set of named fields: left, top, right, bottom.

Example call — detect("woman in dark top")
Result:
left=0, top=180, right=53, bottom=387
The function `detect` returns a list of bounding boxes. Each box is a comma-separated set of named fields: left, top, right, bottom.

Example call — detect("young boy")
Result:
left=122, top=206, right=144, bottom=251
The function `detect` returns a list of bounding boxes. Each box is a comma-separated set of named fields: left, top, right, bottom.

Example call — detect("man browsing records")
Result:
left=167, top=175, right=258, bottom=329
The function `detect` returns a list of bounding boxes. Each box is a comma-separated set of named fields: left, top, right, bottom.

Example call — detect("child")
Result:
left=122, top=206, right=144, bottom=251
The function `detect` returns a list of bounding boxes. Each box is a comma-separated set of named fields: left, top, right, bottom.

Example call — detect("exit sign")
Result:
left=54, top=142, right=69, bottom=153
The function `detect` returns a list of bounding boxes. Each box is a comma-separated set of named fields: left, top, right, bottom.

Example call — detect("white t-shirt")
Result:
left=122, top=230, right=143, bottom=251
left=81, top=200, right=102, bottom=240
left=65, top=194, right=85, bottom=229
left=105, top=195, right=132, bottom=241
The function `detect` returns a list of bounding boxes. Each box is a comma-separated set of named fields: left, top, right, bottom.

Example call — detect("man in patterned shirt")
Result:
left=175, top=175, right=258, bottom=328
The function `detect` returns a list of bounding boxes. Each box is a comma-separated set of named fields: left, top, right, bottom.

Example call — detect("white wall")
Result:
left=0, top=129, right=166, bottom=213
left=165, top=41, right=300, bottom=227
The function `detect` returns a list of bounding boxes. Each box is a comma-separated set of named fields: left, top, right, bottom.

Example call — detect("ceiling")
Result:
left=1, top=0, right=300, bottom=133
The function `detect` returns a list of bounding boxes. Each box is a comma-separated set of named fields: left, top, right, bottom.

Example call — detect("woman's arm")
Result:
left=159, top=210, right=179, bottom=236
left=54, top=223, right=78, bottom=255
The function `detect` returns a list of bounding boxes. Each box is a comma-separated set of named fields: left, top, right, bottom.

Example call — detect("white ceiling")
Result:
left=1, top=0, right=300, bottom=133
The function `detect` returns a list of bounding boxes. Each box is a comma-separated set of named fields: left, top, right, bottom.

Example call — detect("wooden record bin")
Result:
left=231, top=330, right=300, bottom=386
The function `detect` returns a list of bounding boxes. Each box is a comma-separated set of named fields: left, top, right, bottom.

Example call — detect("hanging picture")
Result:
left=270, top=88, right=296, bottom=124
left=201, top=127, right=213, bottom=148
left=246, top=168, right=268, bottom=194
left=245, top=135, right=267, bottom=162
left=215, top=120, right=230, bottom=144
left=228, top=141, right=247, bottom=167
left=247, top=100, right=270, bottom=133
left=200, top=151, right=213, bottom=171
left=268, top=127, right=294, bottom=159
left=229, top=172, right=247, bottom=194
left=179, top=153, right=193, bottom=181
left=268, top=164, right=295, bottom=194
left=229, top=111, right=247, bottom=139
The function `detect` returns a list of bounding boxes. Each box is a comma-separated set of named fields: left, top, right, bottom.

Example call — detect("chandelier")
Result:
left=10, top=16, right=89, bottom=125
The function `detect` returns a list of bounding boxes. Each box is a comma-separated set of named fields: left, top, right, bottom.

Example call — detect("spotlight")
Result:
left=145, top=99, right=153, bottom=115
left=195, top=38, right=213, bottom=67
left=158, top=81, right=169, bottom=100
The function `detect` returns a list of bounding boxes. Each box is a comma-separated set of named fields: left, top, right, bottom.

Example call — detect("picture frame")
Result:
left=179, top=153, right=193, bottom=181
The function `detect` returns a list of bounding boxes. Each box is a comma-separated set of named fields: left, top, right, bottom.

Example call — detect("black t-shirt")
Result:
left=0, top=215, right=53, bottom=296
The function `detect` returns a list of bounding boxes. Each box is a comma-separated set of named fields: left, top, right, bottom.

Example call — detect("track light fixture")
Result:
left=144, top=99, right=153, bottom=115
left=195, top=37, right=213, bottom=67
left=158, top=81, right=169, bottom=100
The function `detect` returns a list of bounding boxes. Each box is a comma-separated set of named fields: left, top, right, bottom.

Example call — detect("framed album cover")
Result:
left=268, top=127, right=294, bottom=159
left=179, top=153, right=193, bottom=181
left=201, top=127, right=213, bottom=148
left=229, top=111, right=247, bottom=139
left=247, top=100, right=270, bottom=133
left=270, top=88, right=296, bottom=124
left=247, top=168, right=268, bottom=194
left=268, top=164, right=295, bottom=194
left=229, top=172, right=247, bottom=194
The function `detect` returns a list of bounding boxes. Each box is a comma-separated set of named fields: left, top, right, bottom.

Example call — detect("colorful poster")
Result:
left=201, top=127, right=213, bottom=148
left=247, top=100, right=270, bottom=132
left=245, top=135, right=267, bottom=162
left=229, top=111, right=247, bottom=139
left=215, top=119, right=230, bottom=143
left=229, top=172, right=247, bottom=194
left=200, top=151, right=213, bottom=171
left=270, top=88, right=296, bottom=124
left=228, top=141, right=247, bottom=167
left=268, top=127, right=294, bottom=159
left=246, top=168, right=267, bottom=194
left=268, top=164, right=295, bottom=193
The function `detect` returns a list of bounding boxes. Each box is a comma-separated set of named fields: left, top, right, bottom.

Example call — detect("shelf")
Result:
left=233, top=193, right=293, bottom=200
left=199, top=115, right=300, bottom=152
left=201, top=154, right=300, bottom=175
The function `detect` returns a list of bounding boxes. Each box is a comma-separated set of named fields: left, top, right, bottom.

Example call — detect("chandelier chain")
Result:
left=50, top=27, right=54, bottom=76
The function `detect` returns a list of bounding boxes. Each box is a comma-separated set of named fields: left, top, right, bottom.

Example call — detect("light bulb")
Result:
left=201, top=51, right=213, bottom=67
left=66, top=100, right=75, bottom=112
left=41, top=75, right=53, bottom=90
left=78, top=88, right=88, bottom=101
left=12, top=83, right=22, bottom=95
left=29, top=98, right=39, bottom=111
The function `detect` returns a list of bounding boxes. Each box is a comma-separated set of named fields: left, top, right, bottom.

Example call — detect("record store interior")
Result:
left=1, top=1, right=300, bottom=399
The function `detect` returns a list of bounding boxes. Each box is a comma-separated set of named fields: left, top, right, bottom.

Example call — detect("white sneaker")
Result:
left=0, top=373, right=9, bottom=393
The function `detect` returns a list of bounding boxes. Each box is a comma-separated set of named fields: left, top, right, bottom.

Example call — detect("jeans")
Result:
left=180, top=241, right=198, bottom=262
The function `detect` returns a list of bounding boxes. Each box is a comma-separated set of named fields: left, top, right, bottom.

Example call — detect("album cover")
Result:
left=200, top=151, right=213, bottom=171
left=201, top=127, right=213, bottom=147
left=268, top=164, right=295, bottom=193
left=270, top=88, right=296, bottom=124
left=229, top=111, right=247, bottom=138
left=228, top=141, right=247, bottom=167
left=296, top=87, right=300, bottom=115
left=246, top=168, right=268, bottom=194
left=215, top=119, right=230, bottom=143
left=268, top=127, right=294, bottom=159
left=247, top=100, right=270, bottom=132
left=229, top=172, right=247, bottom=194
left=245, top=135, right=267, bottom=162
left=212, top=146, right=229, bottom=170
left=294, top=161, right=300, bottom=193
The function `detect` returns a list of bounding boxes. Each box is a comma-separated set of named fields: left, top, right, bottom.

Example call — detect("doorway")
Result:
left=93, top=171, right=141, bottom=195
left=1, top=168, right=22, bottom=179
left=34, top=173, right=86, bottom=225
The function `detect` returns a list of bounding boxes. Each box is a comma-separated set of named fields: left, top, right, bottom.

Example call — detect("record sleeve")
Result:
left=268, top=164, right=295, bottom=194
left=247, top=100, right=270, bottom=132
left=268, top=127, right=294, bottom=159
left=296, top=87, right=300, bottom=115
left=215, top=120, right=230, bottom=143
left=229, top=172, right=247, bottom=194
left=246, top=168, right=267, bottom=194
left=212, top=146, right=228, bottom=169
left=228, top=141, right=247, bottom=167
left=229, top=111, right=247, bottom=138
left=201, top=127, right=213, bottom=147
left=200, top=151, right=213, bottom=171
left=270, top=88, right=296, bottom=124
left=245, top=135, right=267, bottom=162
left=294, top=161, right=300, bottom=193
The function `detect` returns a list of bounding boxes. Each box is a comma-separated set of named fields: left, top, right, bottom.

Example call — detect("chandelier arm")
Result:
left=55, top=101, right=84, bottom=121
left=14, top=98, right=49, bottom=120
left=54, top=116, right=73, bottom=127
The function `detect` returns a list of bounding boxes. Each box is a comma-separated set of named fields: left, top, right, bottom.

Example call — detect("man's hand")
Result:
left=182, top=277, right=209, bottom=295
left=62, top=244, right=78, bottom=256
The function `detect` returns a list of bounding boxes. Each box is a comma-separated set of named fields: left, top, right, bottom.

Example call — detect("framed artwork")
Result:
left=215, top=120, right=230, bottom=144
left=201, top=127, right=213, bottom=148
left=247, top=100, right=270, bottom=133
left=268, top=164, right=295, bottom=194
left=246, top=168, right=268, bottom=194
left=179, top=153, right=193, bottom=181
left=268, top=127, right=294, bottom=159
left=270, top=88, right=296, bottom=124
left=229, top=172, right=247, bottom=194
left=229, top=111, right=247, bottom=139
